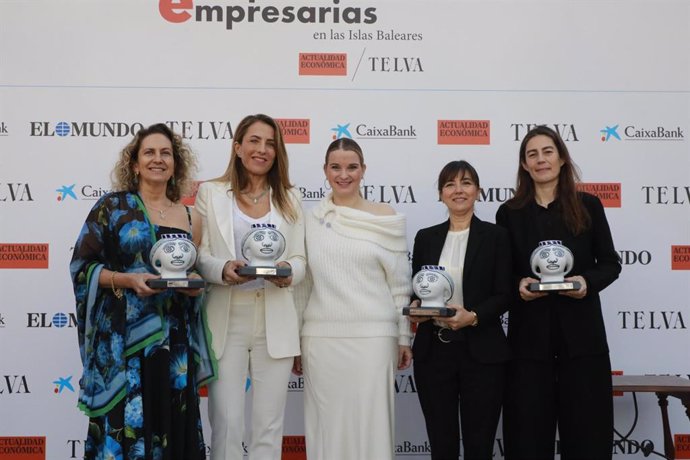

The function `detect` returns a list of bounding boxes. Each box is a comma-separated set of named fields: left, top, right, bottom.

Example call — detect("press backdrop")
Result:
left=1, top=1, right=689, bottom=459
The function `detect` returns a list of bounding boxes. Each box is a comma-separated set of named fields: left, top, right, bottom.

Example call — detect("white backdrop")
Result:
left=1, top=1, right=689, bottom=459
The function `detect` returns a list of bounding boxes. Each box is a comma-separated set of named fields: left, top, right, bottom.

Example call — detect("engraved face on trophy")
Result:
left=150, top=233, right=197, bottom=279
left=413, top=265, right=454, bottom=308
left=530, top=240, right=574, bottom=283
left=241, top=223, right=286, bottom=267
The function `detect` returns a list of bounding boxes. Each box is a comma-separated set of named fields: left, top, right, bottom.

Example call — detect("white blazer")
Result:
left=195, top=181, right=306, bottom=359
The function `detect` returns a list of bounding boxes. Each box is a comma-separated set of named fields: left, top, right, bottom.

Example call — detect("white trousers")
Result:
left=208, top=289, right=293, bottom=460
left=302, top=336, right=397, bottom=460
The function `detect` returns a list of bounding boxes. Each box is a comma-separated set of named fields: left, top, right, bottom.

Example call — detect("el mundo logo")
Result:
left=26, top=312, right=77, bottom=328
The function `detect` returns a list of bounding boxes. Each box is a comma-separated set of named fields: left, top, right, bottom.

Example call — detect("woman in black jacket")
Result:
left=496, top=125, right=621, bottom=460
left=411, top=160, right=511, bottom=460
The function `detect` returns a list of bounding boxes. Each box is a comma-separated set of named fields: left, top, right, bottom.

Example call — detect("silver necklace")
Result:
left=242, top=188, right=269, bottom=205
left=145, top=200, right=173, bottom=220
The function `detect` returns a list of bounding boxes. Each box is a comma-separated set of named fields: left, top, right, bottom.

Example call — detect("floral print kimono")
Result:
left=70, top=192, right=216, bottom=460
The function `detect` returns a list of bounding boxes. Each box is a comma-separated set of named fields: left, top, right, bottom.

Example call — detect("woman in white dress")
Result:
left=294, top=137, right=412, bottom=460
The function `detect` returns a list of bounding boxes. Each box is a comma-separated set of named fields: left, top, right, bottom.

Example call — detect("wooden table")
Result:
left=612, top=375, right=690, bottom=459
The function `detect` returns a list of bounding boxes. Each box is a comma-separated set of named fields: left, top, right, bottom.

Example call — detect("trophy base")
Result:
left=528, top=281, right=582, bottom=293
left=403, top=306, right=455, bottom=318
left=146, top=278, right=206, bottom=289
left=237, top=266, right=292, bottom=277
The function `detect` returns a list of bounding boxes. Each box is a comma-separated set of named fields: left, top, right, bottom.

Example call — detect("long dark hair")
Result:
left=214, top=114, right=297, bottom=223
left=506, top=125, right=590, bottom=235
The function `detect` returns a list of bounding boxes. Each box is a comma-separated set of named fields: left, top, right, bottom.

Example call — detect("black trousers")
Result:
left=503, top=353, right=613, bottom=460
left=414, top=337, right=506, bottom=460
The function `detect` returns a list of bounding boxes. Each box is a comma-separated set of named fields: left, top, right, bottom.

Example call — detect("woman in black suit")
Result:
left=496, top=126, right=621, bottom=460
left=411, top=160, right=511, bottom=460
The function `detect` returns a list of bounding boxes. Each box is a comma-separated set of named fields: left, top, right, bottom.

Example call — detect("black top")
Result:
left=411, top=215, right=512, bottom=364
left=495, top=192, right=621, bottom=360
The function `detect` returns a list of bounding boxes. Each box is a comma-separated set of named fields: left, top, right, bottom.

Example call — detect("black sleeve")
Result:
left=581, top=194, right=621, bottom=294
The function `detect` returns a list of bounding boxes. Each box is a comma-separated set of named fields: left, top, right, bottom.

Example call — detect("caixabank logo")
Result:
left=298, top=185, right=328, bottom=202
left=29, top=121, right=233, bottom=140
left=287, top=376, right=304, bottom=393
left=0, top=437, right=45, bottom=460
left=577, top=183, right=621, bottom=207
left=0, top=244, right=49, bottom=269
left=159, top=0, right=377, bottom=30
left=56, top=183, right=111, bottom=202
left=600, top=123, right=684, bottom=142
left=329, top=121, right=417, bottom=141
left=52, top=375, right=75, bottom=395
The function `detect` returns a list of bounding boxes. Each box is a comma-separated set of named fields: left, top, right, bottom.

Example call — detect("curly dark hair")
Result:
left=111, top=123, right=197, bottom=202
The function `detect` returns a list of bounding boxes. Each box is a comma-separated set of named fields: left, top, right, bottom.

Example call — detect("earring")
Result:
left=323, top=178, right=331, bottom=190
left=170, top=176, right=176, bottom=186
left=134, top=170, right=139, bottom=185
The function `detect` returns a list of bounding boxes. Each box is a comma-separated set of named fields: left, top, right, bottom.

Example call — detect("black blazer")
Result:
left=411, top=215, right=512, bottom=364
left=495, top=192, right=621, bottom=359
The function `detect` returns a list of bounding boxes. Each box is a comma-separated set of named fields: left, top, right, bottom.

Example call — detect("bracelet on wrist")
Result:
left=110, top=271, right=124, bottom=299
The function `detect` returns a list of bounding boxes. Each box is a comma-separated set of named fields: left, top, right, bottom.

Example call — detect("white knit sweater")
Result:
left=300, top=197, right=412, bottom=346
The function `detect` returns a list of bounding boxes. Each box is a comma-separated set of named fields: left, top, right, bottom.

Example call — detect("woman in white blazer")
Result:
left=194, top=114, right=306, bottom=460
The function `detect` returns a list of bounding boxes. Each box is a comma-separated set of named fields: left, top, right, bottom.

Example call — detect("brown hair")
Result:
left=506, top=125, right=590, bottom=235
left=324, top=137, right=365, bottom=166
left=437, top=160, right=480, bottom=196
left=214, top=114, right=297, bottom=222
left=111, top=123, right=196, bottom=202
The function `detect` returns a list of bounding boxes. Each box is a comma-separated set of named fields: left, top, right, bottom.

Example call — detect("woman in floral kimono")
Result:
left=70, top=123, right=217, bottom=460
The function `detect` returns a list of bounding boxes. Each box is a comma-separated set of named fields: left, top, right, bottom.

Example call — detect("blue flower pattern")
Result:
left=72, top=192, right=208, bottom=460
